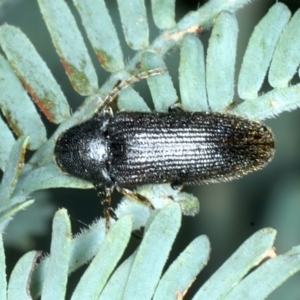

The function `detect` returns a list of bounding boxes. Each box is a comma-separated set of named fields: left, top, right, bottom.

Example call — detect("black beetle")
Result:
left=54, top=68, right=275, bottom=224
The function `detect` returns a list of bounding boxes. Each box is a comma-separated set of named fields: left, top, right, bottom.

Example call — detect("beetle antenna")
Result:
left=97, top=67, right=167, bottom=112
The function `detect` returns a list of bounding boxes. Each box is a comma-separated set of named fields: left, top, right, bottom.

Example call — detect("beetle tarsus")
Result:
left=168, top=103, right=184, bottom=113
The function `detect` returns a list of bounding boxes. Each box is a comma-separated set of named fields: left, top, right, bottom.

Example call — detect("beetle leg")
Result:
left=95, top=105, right=113, bottom=118
left=168, top=103, right=184, bottom=113
left=171, top=182, right=184, bottom=191
left=116, top=186, right=154, bottom=209
left=224, top=100, right=241, bottom=112
left=95, top=184, right=116, bottom=230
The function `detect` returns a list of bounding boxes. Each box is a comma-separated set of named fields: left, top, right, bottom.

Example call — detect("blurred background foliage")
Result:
left=0, top=0, right=300, bottom=299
